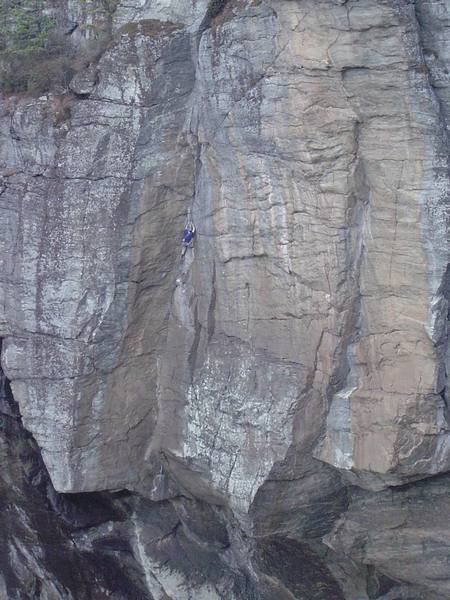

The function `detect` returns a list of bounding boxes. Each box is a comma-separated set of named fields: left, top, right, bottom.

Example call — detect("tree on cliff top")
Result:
left=0, top=0, right=73, bottom=93
left=0, top=0, right=55, bottom=54
left=0, top=0, right=118, bottom=94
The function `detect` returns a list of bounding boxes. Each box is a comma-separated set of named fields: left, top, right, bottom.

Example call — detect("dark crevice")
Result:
left=188, top=302, right=202, bottom=382
left=207, top=261, right=217, bottom=342
left=386, top=468, right=450, bottom=493
left=65, top=22, right=79, bottom=36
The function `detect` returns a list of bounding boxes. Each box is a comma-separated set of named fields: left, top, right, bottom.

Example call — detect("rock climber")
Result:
left=181, top=222, right=196, bottom=257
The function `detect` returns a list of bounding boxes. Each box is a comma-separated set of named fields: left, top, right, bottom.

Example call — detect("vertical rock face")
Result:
left=0, top=0, right=449, bottom=598
left=1, top=17, right=197, bottom=493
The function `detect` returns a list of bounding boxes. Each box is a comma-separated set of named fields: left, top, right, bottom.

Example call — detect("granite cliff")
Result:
left=0, top=0, right=449, bottom=598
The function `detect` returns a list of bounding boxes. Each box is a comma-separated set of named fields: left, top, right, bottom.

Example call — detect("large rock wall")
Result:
left=0, top=0, right=449, bottom=598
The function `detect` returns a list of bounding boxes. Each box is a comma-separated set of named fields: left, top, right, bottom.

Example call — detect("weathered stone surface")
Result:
left=325, top=475, right=450, bottom=599
left=69, top=65, right=97, bottom=96
left=0, top=0, right=449, bottom=597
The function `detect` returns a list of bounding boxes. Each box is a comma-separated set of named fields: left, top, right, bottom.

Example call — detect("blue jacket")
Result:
left=183, top=228, right=194, bottom=245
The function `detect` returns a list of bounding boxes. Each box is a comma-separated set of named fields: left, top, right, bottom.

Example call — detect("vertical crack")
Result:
left=207, top=262, right=217, bottom=342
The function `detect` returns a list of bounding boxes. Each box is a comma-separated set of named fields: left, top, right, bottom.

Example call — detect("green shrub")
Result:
left=0, top=0, right=117, bottom=94
left=0, top=0, right=64, bottom=93
left=0, top=0, right=56, bottom=53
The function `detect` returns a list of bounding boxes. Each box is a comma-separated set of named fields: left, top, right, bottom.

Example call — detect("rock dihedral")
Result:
left=0, top=0, right=449, bottom=598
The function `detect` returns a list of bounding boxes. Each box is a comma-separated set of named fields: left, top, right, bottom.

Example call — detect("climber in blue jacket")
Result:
left=181, top=222, right=196, bottom=257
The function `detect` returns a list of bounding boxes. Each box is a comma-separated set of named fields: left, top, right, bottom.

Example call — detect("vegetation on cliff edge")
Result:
left=0, top=0, right=117, bottom=94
